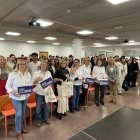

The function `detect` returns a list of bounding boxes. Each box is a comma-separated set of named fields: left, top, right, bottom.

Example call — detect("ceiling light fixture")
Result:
left=129, top=40, right=135, bottom=43
left=76, top=30, right=94, bottom=35
left=26, top=40, right=36, bottom=43
left=29, top=17, right=53, bottom=27
left=107, top=0, right=130, bottom=5
left=0, top=38, right=5, bottom=40
left=105, top=36, right=118, bottom=40
left=44, top=37, right=57, bottom=40
left=52, top=43, right=60, bottom=45
left=5, top=31, right=21, bottom=36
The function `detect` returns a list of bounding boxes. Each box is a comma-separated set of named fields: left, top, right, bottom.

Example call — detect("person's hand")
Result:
left=14, top=93, right=21, bottom=97
left=36, top=76, right=43, bottom=82
left=59, top=79, right=64, bottom=83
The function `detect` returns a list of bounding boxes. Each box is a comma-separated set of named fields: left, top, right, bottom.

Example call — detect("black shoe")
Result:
left=57, top=113, right=62, bottom=120
left=62, top=113, right=67, bottom=116
left=21, top=128, right=29, bottom=133
left=100, top=101, right=104, bottom=105
left=74, top=108, right=80, bottom=111
left=70, top=109, right=74, bottom=113
left=95, top=102, right=100, bottom=106
left=44, top=120, right=50, bottom=125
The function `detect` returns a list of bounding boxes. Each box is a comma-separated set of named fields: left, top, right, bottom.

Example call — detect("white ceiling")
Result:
left=0, top=0, right=140, bottom=46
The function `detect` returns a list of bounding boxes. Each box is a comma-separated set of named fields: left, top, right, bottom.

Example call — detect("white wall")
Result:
left=0, top=41, right=73, bottom=57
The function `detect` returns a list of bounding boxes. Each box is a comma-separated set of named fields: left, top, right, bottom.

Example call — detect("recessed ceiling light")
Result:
left=129, top=40, right=135, bottom=43
left=44, top=37, right=57, bottom=40
left=105, top=36, right=119, bottom=40
left=106, top=0, right=130, bottom=5
left=52, top=43, right=60, bottom=45
left=37, top=18, right=53, bottom=27
left=5, top=31, right=21, bottom=36
left=26, top=40, right=36, bottom=43
left=76, top=30, right=94, bottom=35
left=0, top=38, right=5, bottom=40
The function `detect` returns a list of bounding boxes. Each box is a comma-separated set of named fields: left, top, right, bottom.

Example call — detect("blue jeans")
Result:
left=71, top=85, right=82, bottom=109
left=11, top=99, right=27, bottom=134
left=35, top=93, right=49, bottom=123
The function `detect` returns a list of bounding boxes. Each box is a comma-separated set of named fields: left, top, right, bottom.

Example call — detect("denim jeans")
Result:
left=11, top=99, right=27, bottom=134
left=35, top=93, right=49, bottom=123
left=70, top=85, right=82, bottom=109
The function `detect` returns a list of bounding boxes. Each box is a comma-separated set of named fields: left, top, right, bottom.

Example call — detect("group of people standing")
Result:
left=0, top=53, right=139, bottom=140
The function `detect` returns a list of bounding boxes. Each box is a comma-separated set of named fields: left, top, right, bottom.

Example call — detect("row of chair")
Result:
left=0, top=84, right=94, bottom=136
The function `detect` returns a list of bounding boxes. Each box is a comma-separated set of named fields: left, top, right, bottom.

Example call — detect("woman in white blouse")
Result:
left=32, top=61, right=52, bottom=127
left=5, top=59, right=32, bottom=140
left=92, top=59, right=108, bottom=106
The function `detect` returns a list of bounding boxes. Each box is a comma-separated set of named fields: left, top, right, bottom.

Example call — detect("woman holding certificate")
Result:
left=32, top=61, right=52, bottom=127
left=54, top=59, right=70, bottom=120
left=92, top=59, right=108, bottom=106
left=5, top=59, right=32, bottom=140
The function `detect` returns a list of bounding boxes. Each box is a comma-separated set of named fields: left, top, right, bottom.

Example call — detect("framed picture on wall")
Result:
left=39, top=51, right=48, bottom=59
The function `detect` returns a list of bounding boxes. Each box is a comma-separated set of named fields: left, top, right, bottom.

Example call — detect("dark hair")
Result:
left=74, top=59, right=80, bottom=63
left=9, top=54, right=15, bottom=57
left=31, top=53, right=38, bottom=57
left=96, top=59, right=103, bottom=66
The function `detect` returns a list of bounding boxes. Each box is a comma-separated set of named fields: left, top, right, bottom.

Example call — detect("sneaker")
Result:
left=35, top=122, right=41, bottom=127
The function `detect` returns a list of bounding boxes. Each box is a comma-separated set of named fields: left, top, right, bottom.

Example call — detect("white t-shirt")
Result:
left=28, top=61, right=41, bottom=77
left=32, top=70, right=52, bottom=95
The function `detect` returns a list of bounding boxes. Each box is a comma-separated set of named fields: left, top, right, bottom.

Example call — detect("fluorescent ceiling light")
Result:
left=26, top=40, right=36, bottom=43
left=107, top=0, right=130, bottom=5
left=0, top=38, right=5, bottom=40
left=94, top=43, right=106, bottom=47
left=37, top=18, right=53, bottom=27
left=76, top=30, right=94, bottom=35
left=5, top=31, right=21, bottom=36
left=129, top=40, right=135, bottom=43
left=44, top=37, right=57, bottom=40
left=105, top=36, right=118, bottom=40
left=52, top=43, right=60, bottom=45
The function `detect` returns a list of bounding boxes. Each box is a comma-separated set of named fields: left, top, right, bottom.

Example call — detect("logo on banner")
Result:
left=99, top=79, right=108, bottom=85
left=18, top=85, right=33, bottom=94
left=40, top=77, right=53, bottom=89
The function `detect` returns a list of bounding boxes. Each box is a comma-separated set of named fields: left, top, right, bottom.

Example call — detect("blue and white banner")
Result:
left=85, top=78, right=94, bottom=84
left=40, top=77, right=54, bottom=89
left=99, top=79, right=108, bottom=85
left=18, top=85, right=33, bottom=94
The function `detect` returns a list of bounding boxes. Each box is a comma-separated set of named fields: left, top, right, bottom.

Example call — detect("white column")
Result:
left=114, top=47, right=123, bottom=57
left=73, top=39, right=83, bottom=59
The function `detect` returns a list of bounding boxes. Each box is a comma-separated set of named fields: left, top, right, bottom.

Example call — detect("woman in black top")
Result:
left=54, top=59, right=70, bottom=120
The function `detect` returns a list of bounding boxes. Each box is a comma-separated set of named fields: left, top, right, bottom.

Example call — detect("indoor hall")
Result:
left=0, top=0, right=140, bottom=140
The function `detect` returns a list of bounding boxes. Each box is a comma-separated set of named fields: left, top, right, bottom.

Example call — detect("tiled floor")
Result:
left=0, top=86, right=140, bottom=140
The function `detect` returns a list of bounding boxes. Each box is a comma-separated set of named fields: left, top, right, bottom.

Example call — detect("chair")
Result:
left=0, top=95, right=15, bottom=136
left=86, top=84, right=95, bottom=104
left=26, top=93, right=36, bottom=126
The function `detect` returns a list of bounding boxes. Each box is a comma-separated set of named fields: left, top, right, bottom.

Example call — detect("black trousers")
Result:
left=94, top=83, right=105, bottom=102
left=132, top=72, right=138, bottom=86
left=79, top=86, right=88, bottom=106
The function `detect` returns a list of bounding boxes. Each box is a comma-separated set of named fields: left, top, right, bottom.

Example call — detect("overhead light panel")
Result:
left=105, top=36, right=118, bottom=40
left=44, top=37, right=57, bottom=40
left=0, top=38, right=5, bottom=40
left=107, top=0, right=130, bottom=5
left=52, top=43, right=60, bottom=45
left=76, top=30, right=94, bottom=35
left=5, top=31, right=21, bottom=36
left=26, top=40, right=36, bottom=43
left=129, top=40, right=135, bottom=43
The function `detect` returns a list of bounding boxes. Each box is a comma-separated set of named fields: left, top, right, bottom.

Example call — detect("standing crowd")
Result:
left=0, top=53, right=139, bottom=140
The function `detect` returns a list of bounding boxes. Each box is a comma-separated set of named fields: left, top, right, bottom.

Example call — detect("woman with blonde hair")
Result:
left=0, top=55, right=9, bottom=96
left=32, top=61, right=52, bottom=127
left=106, top=57, right=119, bottom=104
left=54, top=59, right=70, bottom=120
left=5, top=59, right=32, bottom=140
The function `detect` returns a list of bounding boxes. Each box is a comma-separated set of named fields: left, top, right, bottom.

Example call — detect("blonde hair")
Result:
left=38, top=61, right=48, bottom=71
left=108, top=57, right=115, bottom=66
left=0, top=55, right=10, bottom=73
left=13, top=59, right=28, bottom=72
left=59, top=59, right=67, bottom=68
